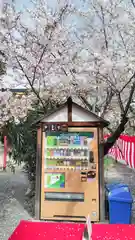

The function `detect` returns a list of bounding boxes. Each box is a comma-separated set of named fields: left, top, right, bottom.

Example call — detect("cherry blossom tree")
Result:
left=1, top=0, right=135, bottom=154
left=72, top=0, right=135, bottom=152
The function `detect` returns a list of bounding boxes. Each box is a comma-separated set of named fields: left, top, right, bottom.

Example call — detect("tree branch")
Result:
left=79, top=95, right=93, bottom=111
left=117, top=25, right=128, bottom=54
left=15, top=57, right=47, bottom=112
left=96, top=71, right=118, bottom=92
left=104, top=78, right=135, bottom=155
left=57, top=4, right=68, bottom=22
left=101, top=88, right=114, bottom=117
left=106, top=126, right=114, bottom=134
left=116, top=92, right=125, bottom=114
left=120, top=72, right=135, bottom=93
left=32, top=43, right=49, bottom=86
left=100, top=6, right=108, bottom=50
left=79, top=95, right=100, bottom=112
left=131, top=0, right=135, bottom=8
left=124, top=82, right=135, bottom=116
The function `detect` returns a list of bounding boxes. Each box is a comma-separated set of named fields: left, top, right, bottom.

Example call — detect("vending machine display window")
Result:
left=44, top=132, right=94, bottom=170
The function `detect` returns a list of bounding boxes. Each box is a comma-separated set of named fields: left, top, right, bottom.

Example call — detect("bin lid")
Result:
left=106, top=183, right=128, bottom=192
left=108, top=186, right=133, bottom=203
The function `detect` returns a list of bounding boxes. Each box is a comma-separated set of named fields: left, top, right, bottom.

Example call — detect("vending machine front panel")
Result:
left=40, top=127, right=99, bottom=221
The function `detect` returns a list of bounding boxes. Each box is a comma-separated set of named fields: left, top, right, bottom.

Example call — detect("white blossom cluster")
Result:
left=0, top=0, right=135, bottom=127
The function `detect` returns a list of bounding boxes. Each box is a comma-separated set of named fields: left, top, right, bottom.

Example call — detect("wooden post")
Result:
left=35, top=126, right=42, bottom=219
left=98, top=128, right=105, bottom=222
left=67, top=97, right=72, bottom=122
left=3, top=136, right=7, bottom=171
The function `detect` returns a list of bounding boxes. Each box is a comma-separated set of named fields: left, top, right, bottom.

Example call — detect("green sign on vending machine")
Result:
left=45, top=173, right=65, bottom=188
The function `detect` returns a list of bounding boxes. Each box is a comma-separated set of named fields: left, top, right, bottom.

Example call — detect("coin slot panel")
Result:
left=89, top=151, right=94, bottom=163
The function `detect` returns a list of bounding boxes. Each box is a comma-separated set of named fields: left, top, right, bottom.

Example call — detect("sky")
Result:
left=15, top=0, right=89, bottom=11
left=3, top=0, right=32, bottom=11
left=4, top=0, right=89, bottom=11
left=15, top=0, right=32, bottom=11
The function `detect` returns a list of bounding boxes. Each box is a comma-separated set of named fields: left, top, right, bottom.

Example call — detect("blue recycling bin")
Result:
left=105, top=183, right=128, bottom=218
left=108, top=186, right=133, bottom=224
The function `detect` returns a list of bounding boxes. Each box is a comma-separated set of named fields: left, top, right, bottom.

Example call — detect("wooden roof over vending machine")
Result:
left=33, top=97, right=109, bottom=127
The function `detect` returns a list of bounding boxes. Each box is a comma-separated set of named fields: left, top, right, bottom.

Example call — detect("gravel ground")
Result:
left=105, top=161, right=135, bottom=223
left=0, top=169, right=32, bottom=240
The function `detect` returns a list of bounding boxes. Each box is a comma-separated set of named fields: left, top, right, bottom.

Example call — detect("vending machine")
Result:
left=35, top=97, right=108, bottom=222
left=40, top=126, right=100, bottom=222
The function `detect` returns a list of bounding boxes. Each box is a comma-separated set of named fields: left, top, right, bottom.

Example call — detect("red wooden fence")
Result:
left=104, top=135, right=135, bottom=168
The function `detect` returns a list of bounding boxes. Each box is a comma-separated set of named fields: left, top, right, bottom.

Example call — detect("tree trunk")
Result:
left=103, top=117, right=128, bottom=156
